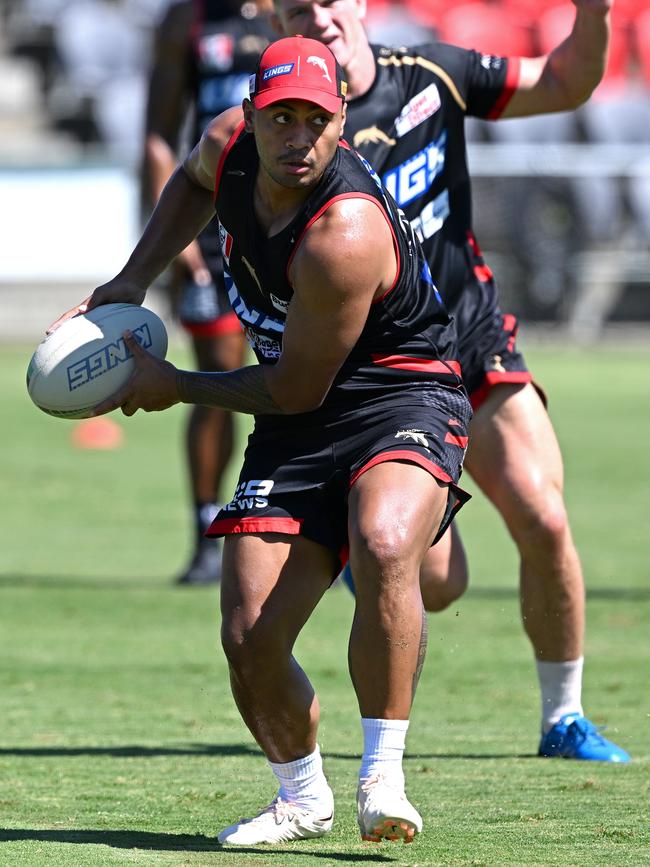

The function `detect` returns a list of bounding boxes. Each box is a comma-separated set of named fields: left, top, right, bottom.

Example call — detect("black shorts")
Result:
left=206, top=384, right=472, bottom=567
left=452, top=233, right=535, bottom=409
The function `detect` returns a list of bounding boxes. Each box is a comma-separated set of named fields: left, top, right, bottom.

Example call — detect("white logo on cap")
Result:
left=307, top=55, right=331, bottom=82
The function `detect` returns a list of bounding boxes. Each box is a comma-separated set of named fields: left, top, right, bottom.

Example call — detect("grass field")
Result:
left=1, top=339, right=649, bottom=866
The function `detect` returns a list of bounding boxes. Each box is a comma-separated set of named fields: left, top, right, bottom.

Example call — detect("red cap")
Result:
left=249, top=36, right=347, bottom=113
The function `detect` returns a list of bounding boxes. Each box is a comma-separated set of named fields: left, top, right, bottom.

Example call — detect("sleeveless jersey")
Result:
left=343, top=43, right=517, bottom=312
left=214, top=127, right=463, bottom=411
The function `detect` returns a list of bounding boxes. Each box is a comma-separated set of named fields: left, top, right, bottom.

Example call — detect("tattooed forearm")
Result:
left=176, top=365, right=283, bottom=415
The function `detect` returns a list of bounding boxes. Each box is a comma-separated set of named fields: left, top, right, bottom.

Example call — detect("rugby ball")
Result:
left=26, top=303, right=168, bottom=419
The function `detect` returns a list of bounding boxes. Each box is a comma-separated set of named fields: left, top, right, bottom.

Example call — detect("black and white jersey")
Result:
left=343, top=43, right=518, bottom=311
left=214, top=125, right=463, bottom=411
left=189, top=0, right=273, bottom=145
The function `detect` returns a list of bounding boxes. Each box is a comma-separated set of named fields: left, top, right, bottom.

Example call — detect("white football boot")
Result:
left=357, top=775, right=422, bottom=843
left=218, top=795, right=334, bottom=845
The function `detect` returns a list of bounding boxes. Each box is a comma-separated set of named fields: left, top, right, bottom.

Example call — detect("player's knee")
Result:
left=514, top=493, right=571, bottom=555
left=420, top=567, right=468, bottom=612
left=221, top=616, right=285, bottom=676
left=351, top=522, right=415, bottom=587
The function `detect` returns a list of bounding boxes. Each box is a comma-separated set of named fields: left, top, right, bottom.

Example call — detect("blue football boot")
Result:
left=538, top=713, right=630, bottom=762
left=341, top=562, right=356, bottom=594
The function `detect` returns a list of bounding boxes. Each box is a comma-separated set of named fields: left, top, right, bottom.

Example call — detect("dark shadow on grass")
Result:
left=466, top=586, right=650, bottom=602
left=4, top=574, right=650, bottom=601
left=325, top=752, right=536, bottom=761
left=0, top=574, right=177, bottom=591
left=0, top=743, right=259, bottom=758
left=0, top=744, right=536, bottom=760
left=0, top=829, right=393, bottom=860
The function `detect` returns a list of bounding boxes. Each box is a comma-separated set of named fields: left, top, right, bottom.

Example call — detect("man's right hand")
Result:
left=45, top=278, right=147, bottom=335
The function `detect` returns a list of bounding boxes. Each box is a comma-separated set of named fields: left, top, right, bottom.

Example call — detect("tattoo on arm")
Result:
left=176, top=365, right=283, bottom=415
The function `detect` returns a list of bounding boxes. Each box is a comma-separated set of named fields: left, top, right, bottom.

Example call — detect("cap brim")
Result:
left=253, top=87, right=342, bottom=114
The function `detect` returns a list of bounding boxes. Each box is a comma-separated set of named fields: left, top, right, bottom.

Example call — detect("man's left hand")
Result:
left=93, top=331, right=181, bottom=417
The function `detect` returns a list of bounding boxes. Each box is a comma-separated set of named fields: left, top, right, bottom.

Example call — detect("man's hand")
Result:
left=45, top=278, right=147, bottom=335
left=93, top=331, right=181, bottom=417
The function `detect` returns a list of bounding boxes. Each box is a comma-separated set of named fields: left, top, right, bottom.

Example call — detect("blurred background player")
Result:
left=272, top=0, right=630, bottom=761
left=144, top=0, right=273, bottom=584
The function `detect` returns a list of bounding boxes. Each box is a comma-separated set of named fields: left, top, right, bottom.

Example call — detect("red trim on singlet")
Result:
left=349, top=449, right=453, bottom=489
left=487, top=56, right=522, bottom=120
left=214, top=120, right=246, bottom=202
left=205, top=516, right=303, bottom=537
left=286, top=192, right=400, bottom=294
left=469, top=370, right=532, bottom=411
left=182, top=311, right=242, bottom=338
left=371, top=354, right=462, bottom=377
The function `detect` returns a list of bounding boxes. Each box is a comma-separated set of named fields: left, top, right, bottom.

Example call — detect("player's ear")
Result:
left=340, top=103, right=347, bottom=137
left=243, top=99, right=255, bottom=132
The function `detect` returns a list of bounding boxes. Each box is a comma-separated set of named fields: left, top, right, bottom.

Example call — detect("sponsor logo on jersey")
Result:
left=67, top=323, right=153, bottom=391
left=198, top=33, right=234, bottom=71
left=219, top=223, right=233, bottom=265
left=410, top=188, right=450, bottom=243
left=395, top=429, right=429, bottom=447
left=394, top=83, right=441, bottom=137
left=263, top=62, right=294, bottom=81
left=353, top=126, right=396, bottom=148
left=224, top=271, right=284, bottom=359
left=307, top=55, right=331, bottom=82
left=382, top=131, right=446, bottom=207
left=270, top=293, right=290, bottom=314
left=243, top=327, right=282, bottom=359
left=224, top=478, right=275, bottom=511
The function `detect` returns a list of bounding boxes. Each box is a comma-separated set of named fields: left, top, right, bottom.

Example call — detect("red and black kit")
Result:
left=206, top=127, right=472, bottom=562
left=180, top=0, right=272, bottom=335
left=344, top=42, right=533, bottom=404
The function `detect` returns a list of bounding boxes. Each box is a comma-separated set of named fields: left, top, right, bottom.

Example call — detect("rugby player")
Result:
left=58, top=36, right=474, bottom=844
left=145, top=0, right=273, bottom=584
left=271, top=0, right=629, bottom=762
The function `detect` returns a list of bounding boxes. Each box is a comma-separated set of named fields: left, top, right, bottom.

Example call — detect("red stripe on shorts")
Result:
left=444, top=432, right=469, bottom=447
left=205, top=516, right=303, bottom=537
left=349, top=449, right=453, bottom=488
left=371, top=355, right=462, bottom=376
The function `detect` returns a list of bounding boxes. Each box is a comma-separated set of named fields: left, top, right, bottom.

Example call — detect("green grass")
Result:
left=1, top=340, right=649, bottom=866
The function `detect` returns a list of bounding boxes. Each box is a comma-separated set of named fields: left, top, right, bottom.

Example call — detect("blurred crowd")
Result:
left=1, top=0, right=648, bottom=329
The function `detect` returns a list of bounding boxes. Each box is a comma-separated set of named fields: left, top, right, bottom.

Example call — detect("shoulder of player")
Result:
left=374, top=40, right=469, bottom=79
left=188, top=107, right=243, bottom=187
left=296, top=198, right=393, bottom=279
left=203, top=106, right=244, bottom=149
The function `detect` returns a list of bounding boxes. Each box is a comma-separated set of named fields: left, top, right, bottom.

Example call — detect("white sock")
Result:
left=536, top=657, right=584, bottom=733
left=359, top=718, right=409, bottom=790
left=268, top=746, right=333, bottom=814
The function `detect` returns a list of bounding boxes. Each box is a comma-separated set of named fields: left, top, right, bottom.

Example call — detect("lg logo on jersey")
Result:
left=383, top=131, right=446, bottom=207
left=224, top=479, right=275, bottom=511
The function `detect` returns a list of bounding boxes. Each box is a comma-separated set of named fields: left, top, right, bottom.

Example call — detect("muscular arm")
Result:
left=179, top=198, right=396, bottom=414
left=96, top=109, right=242, bottom=299
left=502, top=0, right=612, bottom=118
left=105, top=197, right=398, bottom=418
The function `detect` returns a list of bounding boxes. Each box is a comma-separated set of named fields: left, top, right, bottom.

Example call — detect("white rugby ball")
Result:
left=26, top=303, right=168, bottom=419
